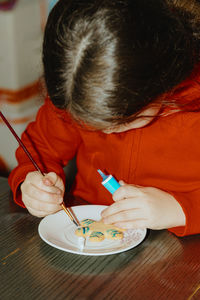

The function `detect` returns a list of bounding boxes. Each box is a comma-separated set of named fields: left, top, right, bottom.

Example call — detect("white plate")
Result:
left=38, top=205, right=147, bottom=256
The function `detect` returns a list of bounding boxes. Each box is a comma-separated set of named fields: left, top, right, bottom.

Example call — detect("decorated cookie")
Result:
left=75, top=226, right=91, bottom=237
left=75, top=219, right=125, bottom=242
left=89, top=231, right=105, bottom=242
left=105, top=229, right=124, bottom=240
left=80, top=219, right=95, bottom=226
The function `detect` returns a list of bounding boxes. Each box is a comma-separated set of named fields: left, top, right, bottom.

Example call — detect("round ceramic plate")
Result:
left=38, top=205, right=147, bottom=256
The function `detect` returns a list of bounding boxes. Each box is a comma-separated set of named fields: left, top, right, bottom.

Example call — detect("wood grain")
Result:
left=0, top=177, right=200, bottom=300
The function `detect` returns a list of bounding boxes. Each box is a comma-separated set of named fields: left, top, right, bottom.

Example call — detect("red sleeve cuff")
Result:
left=168, top=190, right=200, bottom=236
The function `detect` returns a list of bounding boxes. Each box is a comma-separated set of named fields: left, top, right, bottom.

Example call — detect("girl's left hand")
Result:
left=101, top=181, right=186, bottom=230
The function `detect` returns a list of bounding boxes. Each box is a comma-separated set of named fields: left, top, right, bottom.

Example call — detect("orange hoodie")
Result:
left=8, top=74, right=200, bottom=237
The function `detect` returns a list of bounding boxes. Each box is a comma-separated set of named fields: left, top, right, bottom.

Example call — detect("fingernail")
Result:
left=119, top=180, right=125, bottom=185
left=43, top=179, right=52, bottom=185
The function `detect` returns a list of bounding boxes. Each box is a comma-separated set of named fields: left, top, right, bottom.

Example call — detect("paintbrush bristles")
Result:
left=61, top=203, right=80, bottom=227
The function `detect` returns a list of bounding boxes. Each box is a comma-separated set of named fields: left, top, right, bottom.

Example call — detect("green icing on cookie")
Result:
left=77, top=226, right=90, bottom=235
left=106, top=229, right=122, bottom=237
left=90, top=231, right=104, bottom=238
left=81, top=219, right=95, bottom=226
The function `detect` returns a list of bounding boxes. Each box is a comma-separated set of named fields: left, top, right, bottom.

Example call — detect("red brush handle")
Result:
left=0, top=111, right=44, bottom=175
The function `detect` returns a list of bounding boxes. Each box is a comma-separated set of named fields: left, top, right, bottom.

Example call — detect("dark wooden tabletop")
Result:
left=0, top=176, right=200, bottom=300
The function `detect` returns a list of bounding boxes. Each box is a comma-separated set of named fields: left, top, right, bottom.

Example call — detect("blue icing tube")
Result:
left=97, top=169, right=121, bottom=194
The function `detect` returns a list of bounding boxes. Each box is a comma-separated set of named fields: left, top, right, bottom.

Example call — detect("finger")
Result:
left=23, top=183, right=63, bottom=204
left=44, top=172, right=64, bottom=190
left=113, top=219, right=147, bottom=230
left=43, top=177, right=53, bottom=186
left=101, top=198, right=142, bottom=218
left=26, top=171, right=43, bottom=185
left=118, top=180, right=126, bottom=186
left=113, top=185, right=142, bottom=201
left=35, top=182, right=63, bottom=196
left=43, top=172, right=58, bottom=186
left=26, top=205, right=61, bottom=218
left=24, top=194, right=62, bottom=213
left=26, top=206, right=46, bottom=217
left=25, top=171, right=64, bottom=195
left=102, top=208, right=146, bottom=225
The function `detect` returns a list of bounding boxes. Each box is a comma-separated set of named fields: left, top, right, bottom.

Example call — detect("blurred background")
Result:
left=0, top=0, right=58, bottom=176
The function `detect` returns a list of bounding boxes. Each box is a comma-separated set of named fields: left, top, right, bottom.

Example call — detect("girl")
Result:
left=9, top=0, right=200, bottom=236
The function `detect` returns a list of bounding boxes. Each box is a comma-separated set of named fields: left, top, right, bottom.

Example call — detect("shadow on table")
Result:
left=37, top=230, right=150, bottom=276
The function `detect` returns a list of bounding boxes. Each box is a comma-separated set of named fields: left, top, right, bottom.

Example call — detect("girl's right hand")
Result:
left=21, top=171, right=65, bottom=217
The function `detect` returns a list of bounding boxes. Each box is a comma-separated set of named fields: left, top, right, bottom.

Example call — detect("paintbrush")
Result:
left=0, top=110, right=80, bottom=227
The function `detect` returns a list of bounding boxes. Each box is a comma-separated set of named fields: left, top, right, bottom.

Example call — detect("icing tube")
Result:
left=97, top=169, right=121, bottom=194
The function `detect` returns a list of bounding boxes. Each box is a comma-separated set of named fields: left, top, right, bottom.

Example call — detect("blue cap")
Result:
left=98, top=169, right=121, bottom=194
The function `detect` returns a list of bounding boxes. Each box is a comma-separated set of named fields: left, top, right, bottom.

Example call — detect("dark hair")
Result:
left=43, top=0, right=200, bottom=129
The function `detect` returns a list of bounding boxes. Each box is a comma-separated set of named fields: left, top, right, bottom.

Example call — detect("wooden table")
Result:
left=0, top=176, right=200, bottom=300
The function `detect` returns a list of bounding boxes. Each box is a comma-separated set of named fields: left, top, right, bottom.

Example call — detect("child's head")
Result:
left=43, top=0, right=200, bottom=130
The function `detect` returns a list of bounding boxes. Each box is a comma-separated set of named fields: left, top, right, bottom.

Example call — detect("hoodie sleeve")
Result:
left=138, top=109, right=200, bottom=237
left=166, top=113, right=200, bottom=237
left=8, top=97, right=81, bottom=207
left=168, top=189, right=200, bottom=236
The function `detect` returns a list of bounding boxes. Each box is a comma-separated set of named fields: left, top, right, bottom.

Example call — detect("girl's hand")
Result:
left=101, top=181, right=186, bottom=230
left=21, top=171, right=65, bottom=217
